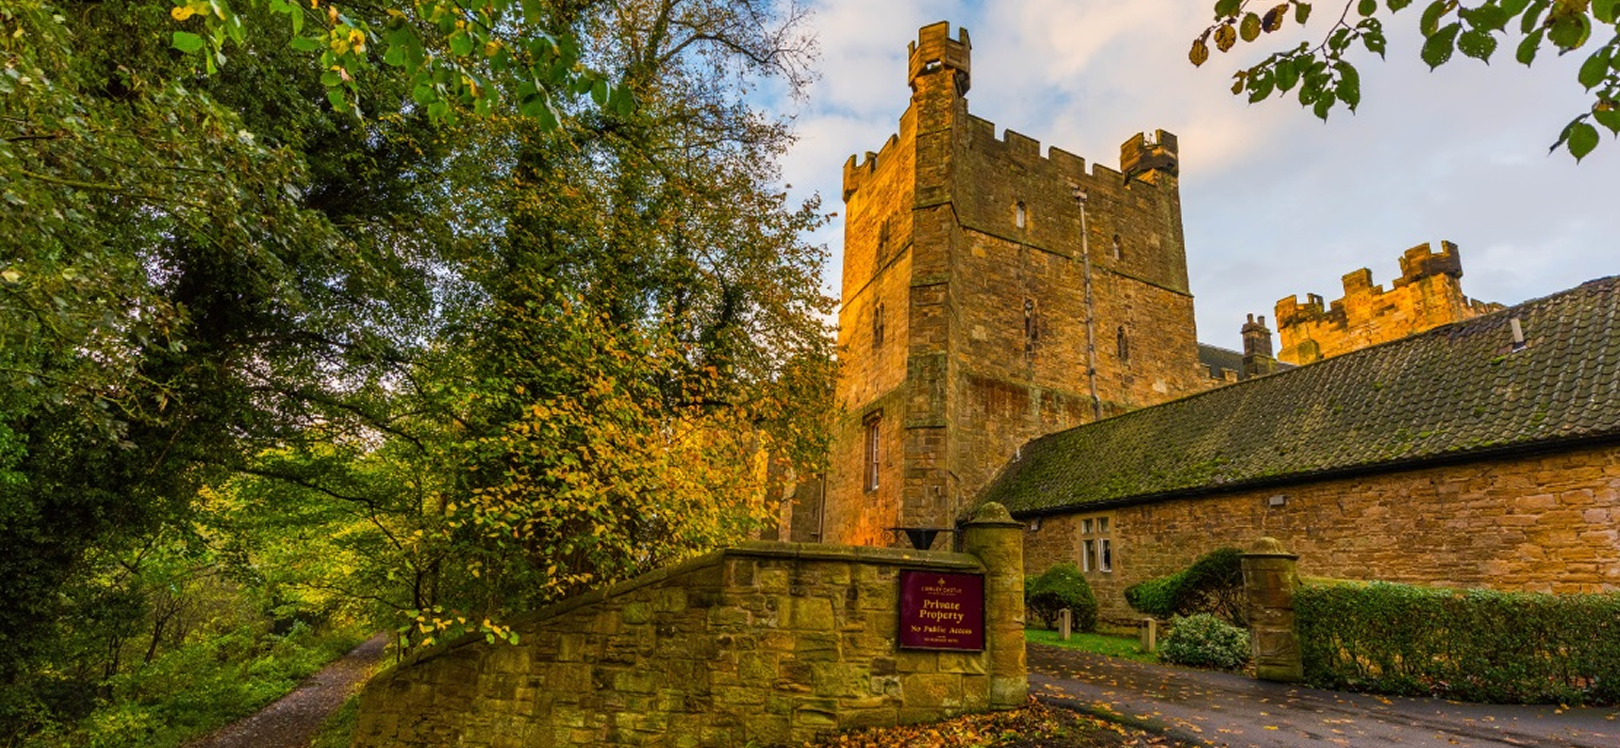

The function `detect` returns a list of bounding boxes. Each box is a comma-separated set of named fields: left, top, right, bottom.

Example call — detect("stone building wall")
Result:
left=353, top=530, right=1026, bottom=748
left=822, top=22, right=1207, bottom=546
left=1023, top=441, right=1620, bottom=622
left=1274, top=242, right=1503, bottom=365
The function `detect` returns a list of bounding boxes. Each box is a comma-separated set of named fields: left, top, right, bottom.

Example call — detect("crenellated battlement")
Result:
left=908, top=21, right=971, bottom=94
left=960, top=116, right=1187, bottom=187
left=1274, top=242, right=1503, bottom=365
left=1121, top=130, right=1179, bottom=179
left=1394, top=241, right=1463, bottom=286
left=842, top=133, right=901, bottom=200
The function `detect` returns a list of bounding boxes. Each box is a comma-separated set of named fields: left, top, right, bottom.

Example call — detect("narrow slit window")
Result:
left=1024, top=299, right=1038, bottom=357
left=1112, top=234, right=1123, bottom=260
left=863, top=415, right=881, bottom=492
left=873, top=303, right=885, bottom=349
left=1015, top=201, right=1027, bottom=229
left=1117, top=326, right=1130, bottom=365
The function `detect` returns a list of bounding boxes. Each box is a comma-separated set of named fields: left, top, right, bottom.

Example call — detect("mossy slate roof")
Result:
left=986, top=276, right=1620, bottom=517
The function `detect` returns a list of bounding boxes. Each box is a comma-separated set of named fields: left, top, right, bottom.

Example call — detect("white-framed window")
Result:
left=863, top=413, right=881, bottom=492
left=1080, top=514, right=1113, bottom=573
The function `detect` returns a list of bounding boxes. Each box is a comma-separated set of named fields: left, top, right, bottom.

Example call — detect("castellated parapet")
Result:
left=1275, top=241, right=1504, bottom=365
left=819, top=22, right=1208, bottom=549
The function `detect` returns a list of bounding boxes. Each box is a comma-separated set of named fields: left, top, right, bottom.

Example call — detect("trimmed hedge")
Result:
left=1297, top=581, right=1620, bottom=705
left=1025, top=562, right=1097, bottom=633
left=1123, top=547, right=1244, bottom=624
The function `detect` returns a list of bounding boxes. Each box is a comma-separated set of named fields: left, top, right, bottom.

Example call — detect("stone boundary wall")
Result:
left=353, top=507, right=1026, bottom=748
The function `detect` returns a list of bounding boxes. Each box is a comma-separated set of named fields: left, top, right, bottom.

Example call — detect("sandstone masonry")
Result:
left=1024, top=443, right=1620, bottom=622
left=353, top=505, right=1027, bottom=748
left=1274, top=242, right=1503, bottom=365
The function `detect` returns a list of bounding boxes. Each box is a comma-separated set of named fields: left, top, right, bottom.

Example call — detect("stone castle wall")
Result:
left=1023, top=441, right=1620, bottom=622
left=1275, top=242, right=1503, bottom=365
left=353, top=517, right=1028, bottom=748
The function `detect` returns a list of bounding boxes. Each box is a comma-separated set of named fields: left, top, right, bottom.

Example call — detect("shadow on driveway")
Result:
left=1030, top=643, right=1620, bottom=747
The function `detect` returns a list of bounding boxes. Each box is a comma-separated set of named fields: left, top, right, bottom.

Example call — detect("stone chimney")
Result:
left=1242, top=314, right=1278, bottom=378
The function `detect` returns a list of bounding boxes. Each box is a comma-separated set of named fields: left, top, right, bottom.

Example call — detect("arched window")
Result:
left=1111, top=234, right=1123, bottom=260
left=1117, top=325, right=1130, bottom=365
left=1015, top=201, right=1027, bottom=229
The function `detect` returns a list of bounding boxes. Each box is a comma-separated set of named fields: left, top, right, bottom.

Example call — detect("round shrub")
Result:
left=1024, top=562, right=1097, bottom=633
left=1123, top=547, right=1245, bottom=624
left=1160, top=613, right=1249, bottom=670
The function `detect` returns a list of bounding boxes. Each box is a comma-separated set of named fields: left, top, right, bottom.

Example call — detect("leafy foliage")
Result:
left=1191, top=0, right=1620, bottom=159
left=3, top=0, right=830, bottom=741
left=1297, top=581, right=1620, bottom=704
left=1123, top=548, right=1245, bottom=625
left=1159, top=613, right=1250, bottom=670
left=1025, top=563, right=1099, bottom=633
left=169, top=0, right=630, bottom=125
left=2, top=1, right=442, bottom=734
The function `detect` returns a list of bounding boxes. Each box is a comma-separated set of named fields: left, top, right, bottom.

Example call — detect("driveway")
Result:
left=1029, top=643, right=1620, bottom=747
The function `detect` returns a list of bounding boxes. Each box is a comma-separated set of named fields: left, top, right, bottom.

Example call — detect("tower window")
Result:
left=1112, top=234, right=1123, bottom=260
left=1015, top=201, right=1027, bottom=229
left=863, top=414, right=881, bottom=492
left=1117, top=326, right=1130, bottom=365
left=873, top=302, right=885, bottom=349
left=878, top=218, right=891, bottom=260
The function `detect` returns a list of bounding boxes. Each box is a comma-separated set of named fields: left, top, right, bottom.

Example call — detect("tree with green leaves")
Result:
left=1190, top=0, right=1620, bottom=159
left=2, top=0, right=454, bottom=735
left=3, top=0, right=832, bottom=738
left=288, top=0, right=835, bottom=648
left=168, top=0, right=630, bottom=124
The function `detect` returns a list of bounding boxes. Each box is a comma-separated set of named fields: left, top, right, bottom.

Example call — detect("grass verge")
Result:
left=308, top=694, right=361, bottom=748
left=1025, top=629, right=1158, bottom=664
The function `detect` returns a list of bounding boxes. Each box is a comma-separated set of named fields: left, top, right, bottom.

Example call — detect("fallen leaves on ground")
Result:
left=797, top=700, right=1203, bottom=748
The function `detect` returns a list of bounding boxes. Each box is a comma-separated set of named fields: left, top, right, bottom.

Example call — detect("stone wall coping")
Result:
left=395, top=541, right=983, bottom=668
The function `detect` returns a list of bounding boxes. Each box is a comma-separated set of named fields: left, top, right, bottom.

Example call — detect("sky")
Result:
left=765, top=0, right=1619, bottom=352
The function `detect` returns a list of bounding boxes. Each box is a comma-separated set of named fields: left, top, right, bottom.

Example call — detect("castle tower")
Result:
left=822, top=22, right=1208, bottom=549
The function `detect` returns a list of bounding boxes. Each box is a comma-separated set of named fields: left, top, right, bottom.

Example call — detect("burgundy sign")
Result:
left=898, top=570, right=985, bottom=651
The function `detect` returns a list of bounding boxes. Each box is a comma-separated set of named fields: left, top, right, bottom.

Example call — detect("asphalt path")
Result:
left=1029, top=643, right=1620, bottom=748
